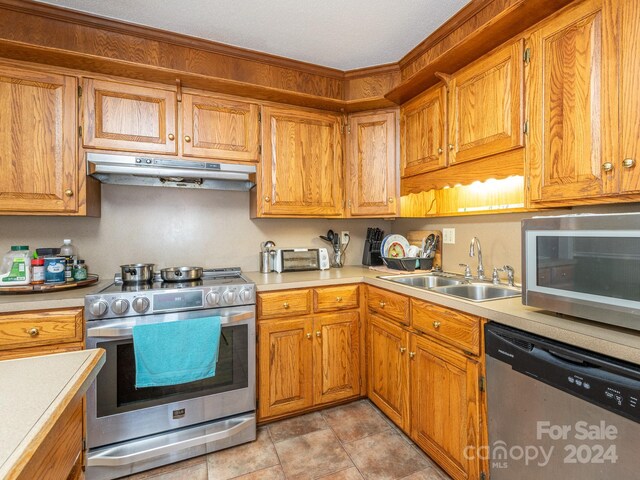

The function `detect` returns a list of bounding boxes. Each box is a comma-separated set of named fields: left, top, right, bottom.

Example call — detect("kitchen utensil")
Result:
left=120, top=263, right=154, bottom=283
left=332, top=232, right=350, bottom=268
left=160, top=266, right=203, bottom=282
left=423, top=234, right=436, bottom=258
left=260, top=241, right=276, bottom=273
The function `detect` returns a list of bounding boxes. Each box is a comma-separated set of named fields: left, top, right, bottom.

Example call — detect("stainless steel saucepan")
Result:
left=120, top=263, right=155, bottom=283
left=161, top=266, right=203, bottom=282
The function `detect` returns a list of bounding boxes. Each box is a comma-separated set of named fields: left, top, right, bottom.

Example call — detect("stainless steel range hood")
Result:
left=87, top=153, right=256, bottom=191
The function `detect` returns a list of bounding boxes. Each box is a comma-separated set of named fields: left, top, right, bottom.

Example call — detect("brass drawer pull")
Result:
left=64, top=189, right=73, bottom=197
left=409, top=352, right=416, bottom=359
left=336, top=296, right=343, bottom=302
left=623, top=158, right=636, bottom=168
left=399, top=347, right=407, bottom=354
left=168, top=133, right=175, bottom=141
left=602, top=162, right=613, bottom=172
left=433, top=321, right=441, bottom=329
left=316, top=331, right=321, bottom=338
left=184, top=135, right=192, bottom=143
left=306, top=333, right=312, bottom=339
left=28, top=327, right=39, bottom=337
left=283, top=302, right=290, bottom=309
left=379, top=301, right=386, bottom=308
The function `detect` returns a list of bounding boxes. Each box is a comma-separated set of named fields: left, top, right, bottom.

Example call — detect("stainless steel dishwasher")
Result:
left=485, top=323, right=640, bottom=479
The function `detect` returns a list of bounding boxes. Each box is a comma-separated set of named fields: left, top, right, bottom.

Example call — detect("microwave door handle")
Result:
left=86, top=311, right=254, bottom=338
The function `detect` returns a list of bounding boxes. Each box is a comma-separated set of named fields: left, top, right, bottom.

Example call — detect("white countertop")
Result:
left=0, top=349, right=105, bottom=479
left=0, top=267, right=638, bottom=364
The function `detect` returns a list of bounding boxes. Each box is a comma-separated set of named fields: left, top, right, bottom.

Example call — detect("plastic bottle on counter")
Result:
left=0, top=246, right=31, bottom=286
left=59, top=239, right=78, bottom=283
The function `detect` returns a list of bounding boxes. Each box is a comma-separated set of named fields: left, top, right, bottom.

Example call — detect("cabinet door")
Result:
left=0, top=65, right=78, bottom=213
left=260, top=106, right=343, bottom=216
left=368, top=314, right=409, bottom=430
left=528, top=0, right=614, bottom=202
left=401, top=85, right=447, bottom=177
left=182, top=93, right=260, bottom=162
left=410, top=335, right=482, bottom=480
left=258, top=318, right=313, bottom=420
left=82, top=78, right=178, bottom=155
left=313, top=311, right=360, bottom=405
left=619, top=0, right=640, bottom=193
left=448, top=40, right=524, bottom=165
left=347, top=110, right=398, bottom=217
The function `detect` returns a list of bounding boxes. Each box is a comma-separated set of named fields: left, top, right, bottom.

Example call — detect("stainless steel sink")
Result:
left=379, top=274, right=465, bottom=289
left=431, top=284, right=521, bottom=302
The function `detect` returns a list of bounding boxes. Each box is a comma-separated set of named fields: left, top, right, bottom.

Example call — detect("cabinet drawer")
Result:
left=314, top=285, right=359, bottom=312
left=366, top=286, right=410, bottom=325
left=258, top=289, right=311, bottom=319
left=0, top=308, right=82, bottom=351
left=411, top=299, right=480, bottom=355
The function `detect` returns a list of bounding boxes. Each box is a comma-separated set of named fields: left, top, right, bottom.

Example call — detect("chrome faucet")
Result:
left=503, top=265, right=515, bottom=286
left=469, top=236, right=485, bottom=280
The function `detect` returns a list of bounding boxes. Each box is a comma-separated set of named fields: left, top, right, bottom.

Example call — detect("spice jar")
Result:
left=31, top=257, right=45, bottom=284
left=72, top=260, right=88, bottom=281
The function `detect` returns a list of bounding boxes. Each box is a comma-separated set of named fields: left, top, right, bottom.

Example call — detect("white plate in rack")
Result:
left=381, top=234, right=410, bottom=258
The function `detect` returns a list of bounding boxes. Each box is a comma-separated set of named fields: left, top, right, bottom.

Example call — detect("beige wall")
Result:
left=0, top=185, right=390, bottom=277
left=1, top=184, right=638, bottom=281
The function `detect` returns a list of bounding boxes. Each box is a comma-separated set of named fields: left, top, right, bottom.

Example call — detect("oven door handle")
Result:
left=86, top=414, right=254, bottom=467
left=86, top=311, right=253, bottom=338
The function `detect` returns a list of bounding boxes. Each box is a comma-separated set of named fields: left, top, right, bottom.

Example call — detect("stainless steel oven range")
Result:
left=84, top=268, right=256, bottom=480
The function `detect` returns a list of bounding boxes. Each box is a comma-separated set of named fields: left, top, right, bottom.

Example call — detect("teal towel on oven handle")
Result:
left=132, top=316, right=222, bottom=388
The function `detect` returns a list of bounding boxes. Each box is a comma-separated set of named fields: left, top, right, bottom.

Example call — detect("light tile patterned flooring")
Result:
left=125, top=400, right=452, bottom=480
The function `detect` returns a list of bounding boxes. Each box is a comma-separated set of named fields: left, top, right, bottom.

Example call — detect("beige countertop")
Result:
left=1, top=267, right=638, bottom=364
left=0, top=348, right=105, bottom=479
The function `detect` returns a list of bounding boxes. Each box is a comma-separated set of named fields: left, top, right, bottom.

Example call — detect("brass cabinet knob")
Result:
left=409, top=352, right=416, bottom=359
left=316, top=331, right=321, bottom=338
left=264, top=196, right=271, bottom=202
left=336, top=296, right=343, bottom=302
left=28, top=327, right=39, bottom=337
left=184, top=135, right=192, bottom=143
left=438, top=147, right=443, bottom=154
left=623, top=158, right=636, bottom=169
left=602, top=162, right=614, bottom=172
left=448, top=144, right=454, bottom=151
left=388, top=197, right=394, bottom=203
left=168, top=133, right=175, bottom=141
left=379, top=301, right=386, bottom=308
left=306, top=333, right=312, bottom=339
left=64, top=189, right=73, bottom=197
left=433, top=321, right=441, bottom=329
left=283, top=302, right=290, bottom=309
left=399, top=347, right=407, bottom=354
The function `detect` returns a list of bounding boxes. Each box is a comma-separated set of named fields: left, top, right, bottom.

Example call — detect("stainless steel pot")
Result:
left=161, top=266, right=203, bottom=282
left=120, top=263, right=155, bottom=283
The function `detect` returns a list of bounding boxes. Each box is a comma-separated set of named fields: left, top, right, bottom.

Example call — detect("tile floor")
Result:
left=125, top=400, right=452, bottom=480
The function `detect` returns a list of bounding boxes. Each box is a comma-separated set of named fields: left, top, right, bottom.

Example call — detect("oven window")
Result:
left=96, top=324, right=248, bottom=417
left=536, top=236, right=640, bottom=302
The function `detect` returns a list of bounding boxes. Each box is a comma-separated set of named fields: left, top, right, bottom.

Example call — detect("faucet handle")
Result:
left=459, top=263, right=473, bottom=279
left=503, top=265, right=515, bottom=286
left=492, top=267, right=504, bottom=285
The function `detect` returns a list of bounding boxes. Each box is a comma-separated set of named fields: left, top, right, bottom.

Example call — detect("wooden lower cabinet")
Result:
left=367, top=313, right=410, bottom=430
left=258, top=311, right=360, bottom=421
left=410, top=335, right=483, bottom=480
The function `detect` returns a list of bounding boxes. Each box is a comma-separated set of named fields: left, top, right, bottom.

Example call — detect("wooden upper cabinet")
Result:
left=181, top=93, right=260, bottom=162
left=448, top=40, right=524, bottom=165
left=619, top=0, right=640, bottom=194
left=0, top=65, right=78, bottom=213
left=347, top=110, right=398, bottom=217
left=401, top=85, right=447, bottom=177
left=82, top=77, right=178, bottom=155
left=259, top=106, right=343, bottom=217
left=527, top=0, right=615, bottom=203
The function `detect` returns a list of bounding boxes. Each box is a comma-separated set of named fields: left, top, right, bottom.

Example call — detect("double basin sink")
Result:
left=379, top=272, right=521, bottom=302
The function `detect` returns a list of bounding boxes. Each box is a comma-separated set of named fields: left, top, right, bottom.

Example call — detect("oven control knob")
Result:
left=223, top=289, right=236, bottom=304
left=240, top=289, right=253, bottom=303
left=111, top=298, right=130, bottom=315
left=206, top=291, right=221, bottom=306
left=89, top=300, right=109, bottom=317
left=132, top=296, right=150, bottom=314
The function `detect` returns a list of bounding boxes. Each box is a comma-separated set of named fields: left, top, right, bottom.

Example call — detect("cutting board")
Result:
left=406, top=230, right=442, bottom=270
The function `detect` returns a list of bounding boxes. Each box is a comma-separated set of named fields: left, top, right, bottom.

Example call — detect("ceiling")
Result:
left=35, top=0, right=470, bottom=70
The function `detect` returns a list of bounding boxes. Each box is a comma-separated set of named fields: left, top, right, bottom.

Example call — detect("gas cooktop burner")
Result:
left=85, top=267, right=255, bottom=320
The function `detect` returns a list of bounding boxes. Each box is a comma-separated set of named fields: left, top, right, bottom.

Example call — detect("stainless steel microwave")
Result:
left=522, top=213, right=640, bottom=331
